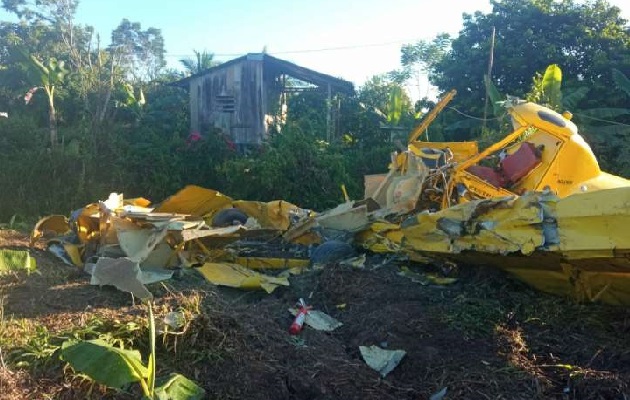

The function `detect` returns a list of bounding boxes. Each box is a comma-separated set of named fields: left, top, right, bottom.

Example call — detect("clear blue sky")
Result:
left=70, top=0, right=497, bottom=97
left=2, top=0, right=629, bottom=97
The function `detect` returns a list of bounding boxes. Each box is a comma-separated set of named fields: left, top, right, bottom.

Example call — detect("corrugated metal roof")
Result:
left=172, top=53, right=354, bottom=94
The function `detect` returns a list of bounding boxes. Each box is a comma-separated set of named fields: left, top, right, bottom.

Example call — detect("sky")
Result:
left=70, top=0, right=498, bottom=99
left=2, top=0, right=630, bottom=98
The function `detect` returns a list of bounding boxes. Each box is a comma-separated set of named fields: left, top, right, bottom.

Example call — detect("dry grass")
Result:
left=1, top=229, right=629, bottom=399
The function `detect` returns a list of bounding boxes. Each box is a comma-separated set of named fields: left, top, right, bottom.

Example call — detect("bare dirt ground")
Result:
left=1, top=228, right=629, bottom=400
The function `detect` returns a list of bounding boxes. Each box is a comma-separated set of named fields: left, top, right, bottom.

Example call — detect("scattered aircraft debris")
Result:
left=29, top=96, right=630, bottom=306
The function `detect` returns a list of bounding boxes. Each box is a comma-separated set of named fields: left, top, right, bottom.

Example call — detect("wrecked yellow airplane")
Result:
left=30, top=91, right=630, bottom=305
left=357, top=92, right=630, bottom=305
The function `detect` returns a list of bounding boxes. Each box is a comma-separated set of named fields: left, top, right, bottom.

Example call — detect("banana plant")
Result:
left=369, top=85, right=421, bottom=142
left=525, top=64, right=564, bottom=111
left=484, top=74, right=504, bottom=117
left=118, top=82, right=146, bottom=120
left=18, top=49, right=69, bottom=148
left=60, top=302, right=205, bottom=399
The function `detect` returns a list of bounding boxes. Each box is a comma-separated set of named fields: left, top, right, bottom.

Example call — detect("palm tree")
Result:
left=179, top=50, right=219, bottom=75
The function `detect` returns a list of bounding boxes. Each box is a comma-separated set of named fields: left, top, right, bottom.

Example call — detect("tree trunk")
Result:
left=48, top=87, right=58, bottom=148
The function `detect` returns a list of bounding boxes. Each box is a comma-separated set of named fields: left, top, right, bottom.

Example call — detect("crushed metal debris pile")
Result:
left=30, top=96, right=630, bottom=306
left=30, top=185, right=325, bottom=299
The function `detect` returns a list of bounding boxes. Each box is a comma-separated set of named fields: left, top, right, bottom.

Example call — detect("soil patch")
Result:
left=1, top=230, right=629, bottom=399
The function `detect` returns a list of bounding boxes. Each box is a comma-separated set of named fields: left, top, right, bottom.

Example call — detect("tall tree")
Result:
left=1, top=0, right=77, bottom=24
left=427, top=0, right=630, bottom=140
left=110, top=19, right=165, bottom=82
left=396, top=33, right=451, bottom=99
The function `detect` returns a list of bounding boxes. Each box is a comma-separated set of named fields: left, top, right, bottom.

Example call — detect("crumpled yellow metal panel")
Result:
left=30, top=215, right=70, bottom=246
left=401, top=192, right=548, bottom=255
left=197, top=262, right=289, bottom=293
left=234, top=257, right=310, bottom=270
left=233, top=200, right=300, bottom=230
left=75, top=203, right=101, bottom=244
left=356, top=221, right=404, bottom=253
left=369, top=186, right=630, bottom=305
left=63, top=242, right=84, bottom=266
left=155, top=185, right=233, bottom=216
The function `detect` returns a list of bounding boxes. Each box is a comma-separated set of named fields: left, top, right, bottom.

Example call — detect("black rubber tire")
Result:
left=211, top=208, right=248, bottom=227
left=310, top=240, right=357, bottom=265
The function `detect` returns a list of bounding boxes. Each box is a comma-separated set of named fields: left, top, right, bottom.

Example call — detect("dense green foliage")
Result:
left=1, top=0, right=629, bottom=221
left=0, top=0, right=402, bottom=219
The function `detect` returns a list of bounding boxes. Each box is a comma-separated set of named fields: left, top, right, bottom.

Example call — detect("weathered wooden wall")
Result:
left=188, top=58, right=266, bottom=145
left=184, top=54, right=353, bottom=146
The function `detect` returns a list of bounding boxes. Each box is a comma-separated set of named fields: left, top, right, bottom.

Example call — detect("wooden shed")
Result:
left=174, top=53, right=354, bottom=146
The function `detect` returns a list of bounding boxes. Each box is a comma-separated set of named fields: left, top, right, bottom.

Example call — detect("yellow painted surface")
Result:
left=30, top=215, right=70, bottom=246
left=498, top=264, right=630, bottom=306
left=197, top=262, right=289, bottom=293
left=75, top=203, right=101, bottom=243
left=408, top=141, right=479, bottom=163
left=63, top=243, right=84, bottom=267
left=570, top=172, right=630, bottom=194
left=401, top=193, right=546, bottom=255
left=454, top=102, right=630, bottom=198
left=407, top=89, right=457, bottom=143
left=233, top=200, right=300, bottom=230
left=234, top=257, right=310, bottom=270
left=366, top=186, right=630, bottom=305
left=124, top=197, right=152, bottom=208
left=555, top=187, right=630, bottom=258
left=155, top=185, right=233, bottom=216
left=356, top=221, right=404, bottom=253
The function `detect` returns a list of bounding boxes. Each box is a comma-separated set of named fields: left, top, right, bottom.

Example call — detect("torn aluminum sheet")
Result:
left=356, top=221, right=404, bottom=254
left=102, top=192, right=124, bottom=211
left=389, top=186, right=630, bottom=305
left=315, top=202, right=370, bottom=232
left=178, top=225, right=244, bottom=242
left=359, top=345, right=406, bottom=377
left=141, top=243, right=180, bottom=269
left=139, top=268, right=175, bottom=284
left=163, top=311, right=186, bottom=329
left=89, top=257, right=155, bottom=300
left=283, top=217, right=318, bottom=243
left=367, top=151, right=428, bottom=214
left=151, top=219, right=205, bottom=231
left=288, top=308, right=343, bottom=332
left=0, top=249, right=36, bottom=275
left=339, top=254, right=367, bottom=269
left=116, top=226, right=169, bottom=263
left=33, top=186, right=316, bottom=276
left=197, top=262, right=289, bottom=293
